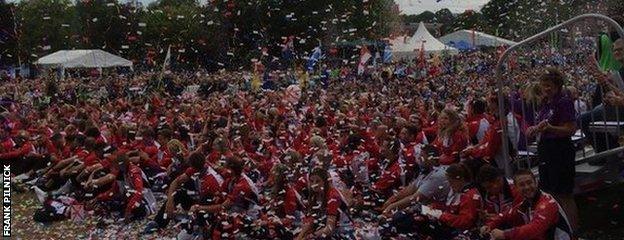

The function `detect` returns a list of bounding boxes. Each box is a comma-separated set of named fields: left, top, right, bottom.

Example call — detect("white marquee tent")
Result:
left=390, top=22, right=457, bottom=59
left=35, top=49, right=133, bottom=69
left=439, top=30, right=517, bottom=49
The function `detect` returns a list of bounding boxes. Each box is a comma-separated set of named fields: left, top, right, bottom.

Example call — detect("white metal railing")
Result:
left=495, top=14, right=624, bottom=172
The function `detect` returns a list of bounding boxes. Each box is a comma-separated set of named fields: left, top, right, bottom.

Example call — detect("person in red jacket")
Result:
left=145, top=151, right=223, bottom=232
left=0, top=131, right=36, bottom=174
left=385, top=163, right=481, bottom=239
left=87, top=153, right=154, bottom=223
left=466, top=98, right=490, bottom=144
left=432, top=109, right=468, bottom=165
left=295, top=168, right=354, bottom=240
left=462, top=95, right=515, bottom=178
left=254, top=163, right=304, bottom=239
left=477, top=165, right=521, bottom=224
left=0, top=127, right=15, bottom=154
left=371, top=139, right=404, bottom=198
left=480, top=169, right=573, bottom=240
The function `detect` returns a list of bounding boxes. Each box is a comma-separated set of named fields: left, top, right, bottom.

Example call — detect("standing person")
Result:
left=526, top=68, right=578, bottom=233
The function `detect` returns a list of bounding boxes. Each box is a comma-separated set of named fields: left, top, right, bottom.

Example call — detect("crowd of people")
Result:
left=0, top=38, right=623, bottom=239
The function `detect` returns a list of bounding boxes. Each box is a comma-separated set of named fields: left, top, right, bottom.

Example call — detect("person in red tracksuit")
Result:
left=466, top=98, right=490, bottom=144
left=431, top=163, right=481, bottom=229
left=371, top=139, right=403, bottom=198
left=480, top=169, right=573, bottom=240
left=385, top=163, right=480, bottom=239
left=255, top=163, right=304, bottom=239
left=89, top=153, right=151, bottom=222
left=0, top=127, right=15, bottom=154
left=187, top=156, right=259, bottom=239
left=462, top=95, right=514, bottom=178
left=296, top=168, right=354, bottom=240
left=476, top=165, right=521, bottom=224
left=432, top=109, right=468, bottom=166
left=0, top=131, right=36, bottom=174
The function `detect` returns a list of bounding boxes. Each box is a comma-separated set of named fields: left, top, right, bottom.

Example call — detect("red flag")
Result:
left=471, top=29, right=477, bottom=48
left=358, top=45, right=372, bottom=75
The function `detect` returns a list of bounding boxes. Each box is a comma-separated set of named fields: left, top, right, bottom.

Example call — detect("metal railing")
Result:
left=495, top=14, right=624, bottom=172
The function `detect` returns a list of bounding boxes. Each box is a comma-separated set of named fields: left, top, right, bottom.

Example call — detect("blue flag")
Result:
left=383, top=45, right=393, bottom=63
left=306, top=47, right=322, bottom=72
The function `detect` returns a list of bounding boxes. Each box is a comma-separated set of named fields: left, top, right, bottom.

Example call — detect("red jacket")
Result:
left=371, top=161, right=402, bottom=195
left=464, top=119, right=502, bottom=163
left=0, top=141, right=34, bottom=160
left=124, top=163, right=146, bottom=217
left=466, top=114, right=490, bottom=142
left=486, top=192, right=571, bottom=240
left=481, top=181, right=521, bottom=219
left=433, top=131, right=468, bottom=165
left=0, top=138, right=15, bottom=153
left=96, top=161, right=145, bottom=217
left=438, top=187, right=481, bottom=230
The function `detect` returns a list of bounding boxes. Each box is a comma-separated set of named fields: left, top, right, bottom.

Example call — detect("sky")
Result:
left=8, top=0, right=491, bottom=15
left=395, top=0, right=491, bottom=14
left=134, top=0, right=492, bottom=15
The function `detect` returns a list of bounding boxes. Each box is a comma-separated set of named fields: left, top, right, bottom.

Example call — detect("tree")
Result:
left=0, top=0, right=17, bottom=65
left=3, top=0, right=400, bottom=70
left=402, top=10, right=435, bottom=24
left=435, top=8, right=455, bottom=35
left=15, top=0, right=75, bottom=63
left=450, top=10, right=486, bottom=33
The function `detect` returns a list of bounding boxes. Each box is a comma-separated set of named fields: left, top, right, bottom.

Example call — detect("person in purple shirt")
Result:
left=526, top=67, right=579, bottom=234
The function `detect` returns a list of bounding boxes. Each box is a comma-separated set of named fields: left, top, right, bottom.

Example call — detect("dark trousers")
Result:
left=154, top=188, right=195, bottom=229
left=579, top=104, right=623, bottom=153
left=12, top=155, right=50, bottom=175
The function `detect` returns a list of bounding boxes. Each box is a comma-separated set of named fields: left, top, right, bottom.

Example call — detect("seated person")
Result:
left=480, top=169, right=573, bottom=240
left=461, top=95, right=514, bottom=177
left=384, top=163, right=481, bottom=239
left=253, top=163, right=305, bottom=239
left=477, top=165, right=520, bottom=223
left=295, top=168, right=354, bottom=240
left=432, top=109, right=468, bottom=165
left=146, top=151, right=222, bottom=231
left=466, top=98, right=490, bottom=144
left=86, top=153, right=155, bottom=223
left=380, top=145, right=449, bottom=216
left=184, top=156, right=260, bottom=239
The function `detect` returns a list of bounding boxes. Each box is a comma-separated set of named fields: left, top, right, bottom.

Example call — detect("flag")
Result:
left=383, top=45, right=393, bottom=63
left=281, top=35, right=295, bottom=61
left=471, top=29, right=476, bottom=48
left=372, top=51, right=380, bottom=67
left=418, top=41, right=426, bottom=68
left=162, top=45, right=171, bottom=73
left=306, top=46, right=322, bottom=72
left=251, top=72, right=261, bottom=91
left=598, top=34, right=623, bottom=72
left=357, top=45, right=372, bottom=75
left=158, top=45, right=171, bottom=89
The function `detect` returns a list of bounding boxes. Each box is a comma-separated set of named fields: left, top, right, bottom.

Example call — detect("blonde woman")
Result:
left=432, top=109, right=468, bottom=165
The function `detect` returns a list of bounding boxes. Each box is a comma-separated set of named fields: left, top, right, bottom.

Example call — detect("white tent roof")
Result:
left=439, top=30, right=517, bottom=48
left=390, top=22, right=457, bottom=59
left=35, top=49, right=133, bottom=68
